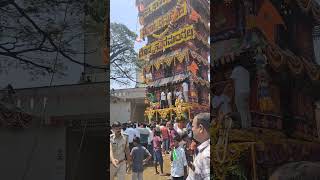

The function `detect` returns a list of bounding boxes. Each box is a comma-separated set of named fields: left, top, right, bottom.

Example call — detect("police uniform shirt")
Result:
left=110, top=133, right=129, bottom=161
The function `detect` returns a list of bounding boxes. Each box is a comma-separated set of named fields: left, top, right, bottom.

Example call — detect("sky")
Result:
left=0, top=6, right=84, bottom=89
left=110, top=0, right=146, bottom=89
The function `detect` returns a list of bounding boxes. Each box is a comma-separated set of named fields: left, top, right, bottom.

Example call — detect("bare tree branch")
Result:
left=10, top=1, right=106, bottom=71
left=0, top=45, right=53, bottom=72
left=0, top=0, right=12, bottom=8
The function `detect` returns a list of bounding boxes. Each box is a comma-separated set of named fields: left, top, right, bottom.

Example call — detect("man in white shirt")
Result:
left=146, top=125, right=154, bottom=163
left=170, top=136, right=188, bottom=179
left=146, top=125, right=153, bottom=146
left=161, top=91, right=166, bottom=108
left=174, top=120, right=186, bottom=137
left=187, top=113, right=210, bottom=180
left=137, top=124, right=150, bottom=148
left=124, top=124, right=136, bottom=151
left=182, top=81, right=189, bottom=102
left=230, top=65, right=252, bottom=128
left=146, top=125, right=153, bottom=145
left=167, top=90, right=172, bottom=107
left=132, top=124, right=140, bottom=139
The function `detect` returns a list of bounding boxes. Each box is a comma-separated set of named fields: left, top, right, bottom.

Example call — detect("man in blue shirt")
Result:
left=130, top=137, right=152, bottom=180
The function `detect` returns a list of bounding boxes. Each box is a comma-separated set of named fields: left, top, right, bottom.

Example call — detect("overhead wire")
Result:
left=20, top=1, right=88, bottom=179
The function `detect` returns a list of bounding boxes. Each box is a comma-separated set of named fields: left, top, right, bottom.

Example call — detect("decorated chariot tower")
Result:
left=211, top=0, right=320, bottom=179
left=136, top=0, right=210, bottom=123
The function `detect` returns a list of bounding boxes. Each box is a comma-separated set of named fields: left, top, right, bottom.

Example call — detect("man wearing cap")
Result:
left=110, top=121, right=130, bottom=180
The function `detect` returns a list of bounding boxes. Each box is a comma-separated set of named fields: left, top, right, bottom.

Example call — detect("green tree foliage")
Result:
left=110, top=22, right=142, bottom=85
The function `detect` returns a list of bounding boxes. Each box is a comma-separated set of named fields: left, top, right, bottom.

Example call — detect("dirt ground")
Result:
left=124, top=154, right=172, bottom=180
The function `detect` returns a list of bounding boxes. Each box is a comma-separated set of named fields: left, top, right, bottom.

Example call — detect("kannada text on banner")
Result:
left=140, top=1, right=187, bottom=38
left=139, top=25, right=195, bottom=59
left=142, top=0, right=171, bottom=19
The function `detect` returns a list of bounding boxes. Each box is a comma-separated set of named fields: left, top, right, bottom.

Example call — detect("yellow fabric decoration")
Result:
left=154, top=61, right=161, bottom=70
left=158, top=109, right=169, bottom=119
left=164, top=57, right=173, bottom=66
left=141, top=0, right=187, bottom=38
left=141, top=0, right=171, bottom=19
left=259, top=97, right=274, bottom=112
left=139, top=25, right=195, bottom=58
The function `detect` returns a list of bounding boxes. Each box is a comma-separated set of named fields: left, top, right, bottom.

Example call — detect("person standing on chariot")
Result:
left=182, top=80, right=189, bottom=102
left=160, top=91, right=166, bottom=109
left=230, top=64, right=252, bottom=129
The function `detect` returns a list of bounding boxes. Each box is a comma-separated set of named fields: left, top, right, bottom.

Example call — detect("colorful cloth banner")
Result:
left=139, top=25, right=195, bottom=58
left=141, top=0, right=171, bottom=20
left=140, top=1, right=187, bottom=38
left=143, top=49, right=209, bottom=72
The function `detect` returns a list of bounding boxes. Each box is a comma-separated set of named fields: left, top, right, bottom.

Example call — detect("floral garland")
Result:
left=189, top=50, right=209, bottom=66
left=266, top=45, right=320, bottom=80
left=143, top=49, right=209, bottom=73
left=158, top=108, right=171, bottom=119
left=213, top=144, right=251, bottom=180
left=144, top=103, right=191, bottom=121
left=145, top=109, right=155, bottom=121
left=191, top=74, right=209, bottom=87
left=215, top=42, right=320, bottom=81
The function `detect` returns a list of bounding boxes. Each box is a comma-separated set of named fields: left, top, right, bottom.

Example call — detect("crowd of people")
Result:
left=110, top=113, right=210, bottom=180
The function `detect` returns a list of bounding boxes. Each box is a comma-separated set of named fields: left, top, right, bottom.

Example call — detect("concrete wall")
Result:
left=11, top=83, right=107, bottom=120
left=0, top=127, right=65, bottom=180
left=66, top=130, right=106, bottom=180
left=0, top=82, right=107, bottom=180
left=131, top=102, right=146, bottom=123
left=110, top=99, right=131, bottom=124
left=110, top=99, right=146, bottom=124
left=111, top=87, right=146, bottom=99
left=110, top=88, right=146, bottom=124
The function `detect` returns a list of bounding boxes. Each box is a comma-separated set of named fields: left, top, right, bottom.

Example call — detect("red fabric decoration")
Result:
left=256, top=0, right=285, bottom=44
left=189, top=9, right=200, bottom=22
left=188, top=61, right=199, bottom=75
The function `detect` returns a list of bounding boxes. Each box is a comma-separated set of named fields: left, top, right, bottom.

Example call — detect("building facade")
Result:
left=0, top=82, right=107, bottom=180
left=110, top=87, right=146, bottom=124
